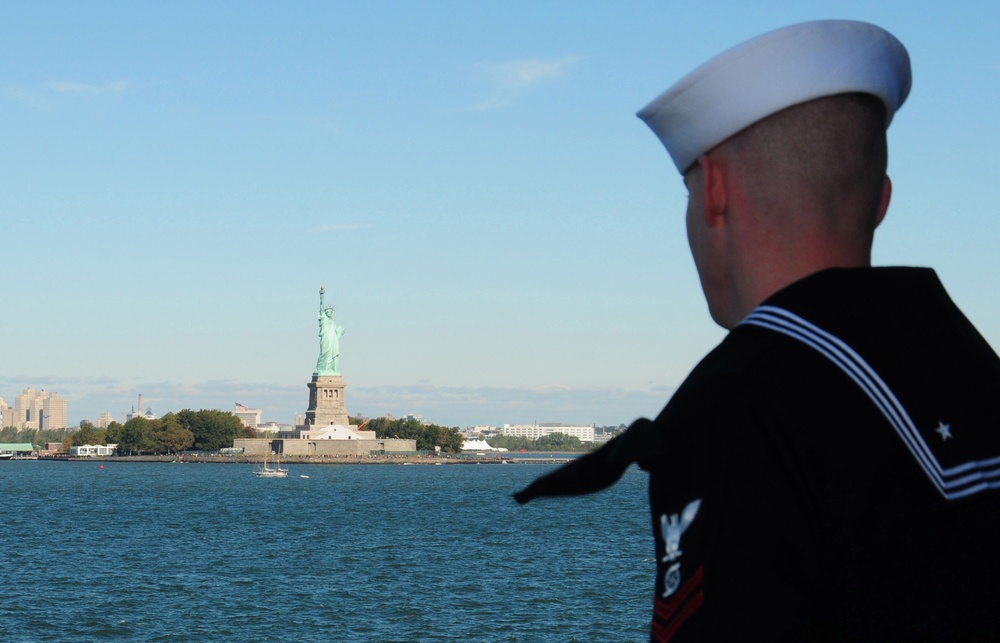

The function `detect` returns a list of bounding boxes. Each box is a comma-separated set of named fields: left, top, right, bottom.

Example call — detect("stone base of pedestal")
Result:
left=304, top=375, right=350, bottom=427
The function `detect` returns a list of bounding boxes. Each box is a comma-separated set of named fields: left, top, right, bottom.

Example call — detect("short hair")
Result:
left=715, top=93, right=888, bottom=234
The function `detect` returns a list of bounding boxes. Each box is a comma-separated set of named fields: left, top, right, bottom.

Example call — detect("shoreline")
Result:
left=32, top=454, right=579, bottom=465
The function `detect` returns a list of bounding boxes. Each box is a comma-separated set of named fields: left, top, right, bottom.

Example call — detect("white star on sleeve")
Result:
left=935, top=421, right=953, bottom=441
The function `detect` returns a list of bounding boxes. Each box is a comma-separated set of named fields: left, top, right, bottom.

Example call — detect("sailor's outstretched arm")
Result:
left=513, top=417, right=662, bottom=503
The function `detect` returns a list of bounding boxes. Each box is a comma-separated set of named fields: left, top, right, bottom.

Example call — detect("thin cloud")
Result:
left=471, top=55, right=581, bottom=110
left=47, top=80, right=128, bottom=95
left=3, top=85, right=50, bottom=109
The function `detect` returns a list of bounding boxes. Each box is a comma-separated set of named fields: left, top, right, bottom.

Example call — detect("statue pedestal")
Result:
left=305, top=375, right=350, bottom=427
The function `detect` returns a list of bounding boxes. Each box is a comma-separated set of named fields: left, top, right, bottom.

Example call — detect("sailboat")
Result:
left=255, top=437, right=288, bottom=478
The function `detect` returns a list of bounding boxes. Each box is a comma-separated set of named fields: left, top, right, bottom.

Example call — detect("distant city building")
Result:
left=233, top=404, right=262, bottom=429
left=463, top=425, right=499, bottom=438
left=2, top=388, right=67, bottom=430
left=256, top=421, right=290, bottom=436
left=95, top=412, right=115, bottom=428
left=125, top=408, right=158, bottom=422
left=501, top=423, right=596, bottom=443
left=125, top=394, right=157, bottom=422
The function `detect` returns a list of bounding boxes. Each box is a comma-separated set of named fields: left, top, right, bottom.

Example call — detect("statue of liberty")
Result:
left=315, top=286, right=345, bottom=376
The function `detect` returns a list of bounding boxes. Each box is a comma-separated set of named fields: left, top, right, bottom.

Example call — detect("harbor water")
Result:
left=0, top=461, right=652, bottom=642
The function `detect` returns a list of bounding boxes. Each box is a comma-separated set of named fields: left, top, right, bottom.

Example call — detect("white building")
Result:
left=501, top=423, right=596, bottom=443
left=70, top=444, right=118, bottom=457
left=234, top=405, right=263, bottom=429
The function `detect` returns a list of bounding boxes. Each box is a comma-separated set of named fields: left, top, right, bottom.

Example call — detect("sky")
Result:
left=2, top=1, right=998, bottom=429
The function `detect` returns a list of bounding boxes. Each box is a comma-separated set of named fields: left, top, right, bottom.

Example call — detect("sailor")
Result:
left=517, top=20, right=1000, bottom=641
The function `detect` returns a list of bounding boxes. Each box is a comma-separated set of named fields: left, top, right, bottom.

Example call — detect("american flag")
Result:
left=235, top=403, right=248, bottom=411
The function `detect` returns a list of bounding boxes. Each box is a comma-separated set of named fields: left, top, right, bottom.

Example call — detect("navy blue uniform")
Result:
left=646, top=267, right=1000, bottom=641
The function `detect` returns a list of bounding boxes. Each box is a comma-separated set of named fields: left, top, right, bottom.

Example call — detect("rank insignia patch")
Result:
left=660, top=498, right=701, bottom=597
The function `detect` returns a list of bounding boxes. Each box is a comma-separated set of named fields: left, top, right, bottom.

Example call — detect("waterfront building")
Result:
left=70, top=444, right=117, bottom=457
left=0, top=443, right=34, bottom=457
left=41, top=442, right=62, bottom=455
left=501, top=422, right=596, bottom=443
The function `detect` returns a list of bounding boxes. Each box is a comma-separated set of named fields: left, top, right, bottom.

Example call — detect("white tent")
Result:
left=461, top=439, right=507, bottom=452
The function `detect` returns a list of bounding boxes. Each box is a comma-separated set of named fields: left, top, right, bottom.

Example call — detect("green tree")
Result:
left=118, top=417, right=156, bottom=455
left=366, top=416, right=394, bottom=437
left=63, top=421, right=107, bottom=450
left=366, top=417, right=465, bottom=453
left=422, top=423, right=465, bottom=453
left=104, top=421, right=124, bottom=446
left=486, top=433, right=588, bottom=452
left=486, top=435, right=532, bottom=451
left=177, top=409, right=246, bottom=452
left=535, top=432, right=584, bottom=451
left=154, top=414, right=195, bottom=454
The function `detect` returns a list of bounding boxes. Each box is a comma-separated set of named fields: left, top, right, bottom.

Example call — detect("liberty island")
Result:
left=234, top=286, right=418, bottom=458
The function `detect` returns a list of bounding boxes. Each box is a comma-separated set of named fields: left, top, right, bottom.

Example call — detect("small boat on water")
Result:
left=255, top=447, right=288, bottom=478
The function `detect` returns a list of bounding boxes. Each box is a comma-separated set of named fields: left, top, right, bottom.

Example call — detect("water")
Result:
left=0, top=461, right=653, bottom=642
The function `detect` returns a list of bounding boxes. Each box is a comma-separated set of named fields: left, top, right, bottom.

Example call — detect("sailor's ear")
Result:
left=875, top=176, right=891, bottom=228
left=698, top=154, right=727, bottom=226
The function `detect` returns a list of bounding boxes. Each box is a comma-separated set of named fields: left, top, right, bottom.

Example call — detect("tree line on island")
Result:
left=0, top=410, right=252, bottom=455
left=2, top=413, right=604, bottom=455
left=70, top=409, right=253, bottom=454
left=356, top=416, right=466, bottom=453
left=358, top=418, right=591, bottom=452
left=483, top=432, right=587, bottom=452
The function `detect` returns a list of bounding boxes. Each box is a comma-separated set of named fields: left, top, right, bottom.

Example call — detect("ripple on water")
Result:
left=1, top=461, right=651, bottom=642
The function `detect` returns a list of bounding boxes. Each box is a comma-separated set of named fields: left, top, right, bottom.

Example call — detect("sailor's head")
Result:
left=637, top=20, right=910, bottom=176
left=638, top=21, right=912, bottom=328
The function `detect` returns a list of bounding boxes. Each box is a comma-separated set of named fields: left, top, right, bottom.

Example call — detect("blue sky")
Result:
left=2, top=1, right=998, bottom=428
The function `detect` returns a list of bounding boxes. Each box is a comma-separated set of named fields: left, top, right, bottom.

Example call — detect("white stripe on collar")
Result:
left=742, top=305, right=1000, bottom=501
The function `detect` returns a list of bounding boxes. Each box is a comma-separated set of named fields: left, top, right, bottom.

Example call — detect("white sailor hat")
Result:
left=638, top=20, right=912, bottom=174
